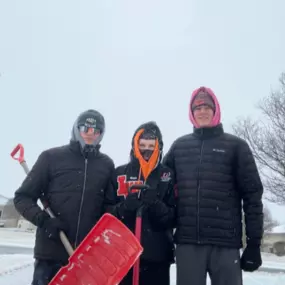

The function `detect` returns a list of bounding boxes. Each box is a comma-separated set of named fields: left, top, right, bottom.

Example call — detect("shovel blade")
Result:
left=49, top=213, right=143, bottom=285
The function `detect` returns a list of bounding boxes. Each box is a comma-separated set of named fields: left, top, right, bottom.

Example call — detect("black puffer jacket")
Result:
left=163, top=124, right=263, bottom=248
left=14, top=141, right=114, bottom=263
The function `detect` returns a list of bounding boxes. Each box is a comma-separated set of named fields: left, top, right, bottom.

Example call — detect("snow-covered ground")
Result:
left=0, top=228, right=285, bottom=284
left=0, top=228, right=35, bottom=248
left=0, top=254, right=33, bottom=285
left=0, top=254, right=32, bottom=275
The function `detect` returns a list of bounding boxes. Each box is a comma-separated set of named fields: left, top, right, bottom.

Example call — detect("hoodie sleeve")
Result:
left=236, top=139, right=264, bottom=247
left=103, top=168, right=120, bottom=214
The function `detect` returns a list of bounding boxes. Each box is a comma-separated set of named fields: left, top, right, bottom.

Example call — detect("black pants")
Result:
left=176, top=244, right=243, bottom=285
left=120, top=260, right=171, bottom=285
left=31, top=259, right=63, bottom=285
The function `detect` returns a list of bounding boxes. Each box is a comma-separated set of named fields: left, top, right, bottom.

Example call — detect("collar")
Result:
left=69, top=140, right=100, bottom=157
left=193, top=123, right=224, bottom=139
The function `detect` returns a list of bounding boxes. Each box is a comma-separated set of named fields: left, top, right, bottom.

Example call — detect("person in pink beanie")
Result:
left=163, top=86, right=264, bottom=285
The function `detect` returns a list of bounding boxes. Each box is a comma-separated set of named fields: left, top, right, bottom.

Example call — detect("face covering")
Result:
left=139, top=149, right=154, bottom=161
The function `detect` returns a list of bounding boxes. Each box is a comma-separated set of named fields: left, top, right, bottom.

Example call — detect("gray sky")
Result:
left=1, top=1, right=285, bottom=223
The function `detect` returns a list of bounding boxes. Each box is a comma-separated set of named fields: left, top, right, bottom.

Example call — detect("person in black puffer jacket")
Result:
left=13, top=109, right=115, bottom=285
left=106, top=121, right=176, bottom=285
left=163, top=87, right=264, bottom=285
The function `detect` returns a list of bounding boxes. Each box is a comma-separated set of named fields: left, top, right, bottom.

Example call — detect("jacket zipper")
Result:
left=197, top=140, right=204, bottom=244
left=75, top=158, right=88, bottom=247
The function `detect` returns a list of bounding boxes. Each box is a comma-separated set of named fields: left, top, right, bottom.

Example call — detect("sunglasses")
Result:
left=78, top=125, right=101, bottom=134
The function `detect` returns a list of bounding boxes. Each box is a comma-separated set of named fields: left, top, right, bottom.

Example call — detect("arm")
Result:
left=13, top=151, right=50, bottom=227
left=236, top=140, right=264, bottom=247
left=103, top=168, right=121, bottom=216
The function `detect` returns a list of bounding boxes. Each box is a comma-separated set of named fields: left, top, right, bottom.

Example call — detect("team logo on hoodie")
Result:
left=116, top=175, right=143, bottom=198
left=160, top=172, right=171, bottom=182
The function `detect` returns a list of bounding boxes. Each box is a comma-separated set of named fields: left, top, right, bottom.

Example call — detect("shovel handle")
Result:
left=128, top=184, right=150, bottom=191
left=11, top=143, right=25, bottom=163
left=128, top=184, right=150, bottom=199
left=11, top=144, right=74, bottom=256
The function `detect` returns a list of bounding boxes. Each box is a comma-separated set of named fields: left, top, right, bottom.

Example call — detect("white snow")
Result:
left=0, top=254, right=33, bottom=276
left=0, top=257, right=33, bottom=285
left=271, top=224, right=285, bottom=234
left=0, top=227, right=35, bottom=248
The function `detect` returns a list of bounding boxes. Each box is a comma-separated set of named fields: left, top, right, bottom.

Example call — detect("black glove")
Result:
left=147, top=199, right=168, bottom=218
left=41, top=215, right=68, bottom=241
left=140, top=188, right=159, bottom=205
left=124, top=192, right=143, bottom=212
left=241, top=246, right=262, bottom=272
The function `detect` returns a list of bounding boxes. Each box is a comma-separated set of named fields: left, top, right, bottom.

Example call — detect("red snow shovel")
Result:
left=128, top=184, right=150, bottom=285
left=11, top=143, right=143, bottom=285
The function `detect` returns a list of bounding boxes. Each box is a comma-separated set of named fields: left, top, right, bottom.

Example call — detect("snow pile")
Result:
left=0, top=228, right=35, bottom=248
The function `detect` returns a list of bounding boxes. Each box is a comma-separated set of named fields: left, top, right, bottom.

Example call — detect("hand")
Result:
left=124, top=192, right=143, bottom=212
left=41, top=217, right=68, bottom=240
left=147, top=199, right=168, bottom=218
left=241, top=246, right=262, bottom=272
left=140, top=188, right=159, bottom=205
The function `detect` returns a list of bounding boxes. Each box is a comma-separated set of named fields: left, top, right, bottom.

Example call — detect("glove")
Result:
left=124, top=192, right=143, bottom=212
left=140, top=188, right=159, bottom=205
left=241, top=246, right=262, bottom=272
left=147, top=199, right=168, bottom=218
left=40, top=214, right=68, bottom=241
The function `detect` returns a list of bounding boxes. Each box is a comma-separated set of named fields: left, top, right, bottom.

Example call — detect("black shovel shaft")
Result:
left=128, top=184, right=150, bottom=192
left=128, top=184, right=149, bottom=285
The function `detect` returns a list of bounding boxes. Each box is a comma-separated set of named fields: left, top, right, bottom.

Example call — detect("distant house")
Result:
left=263, top=224, right=285, bottom=256
left=0, top=194, right=35, bottom=230
left=0, top=194, right=8, bottom=226
left=1, top=198, right=21, bottom=227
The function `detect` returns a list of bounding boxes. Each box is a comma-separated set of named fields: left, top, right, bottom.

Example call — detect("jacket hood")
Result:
left=189, top=86, right=221, bottom=128
left=131, top=121, right=163, bottom=152
left=71, top=109, right=105, bottom=151
left=130, top=121, right=163, bottom=180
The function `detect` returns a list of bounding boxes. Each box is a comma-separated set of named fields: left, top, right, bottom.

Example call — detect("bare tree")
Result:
left=233, top=73, right=285, bottom=204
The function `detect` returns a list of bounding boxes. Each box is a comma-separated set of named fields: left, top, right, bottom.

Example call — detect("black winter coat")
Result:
left=163, top=124, right=263, bottom=248
left=14, top=141, right=114, bottom=263
left=106, top=160, right=176, bottom=263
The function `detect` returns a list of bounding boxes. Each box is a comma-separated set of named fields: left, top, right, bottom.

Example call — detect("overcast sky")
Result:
left=1, top=0, right=285, bottom=223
